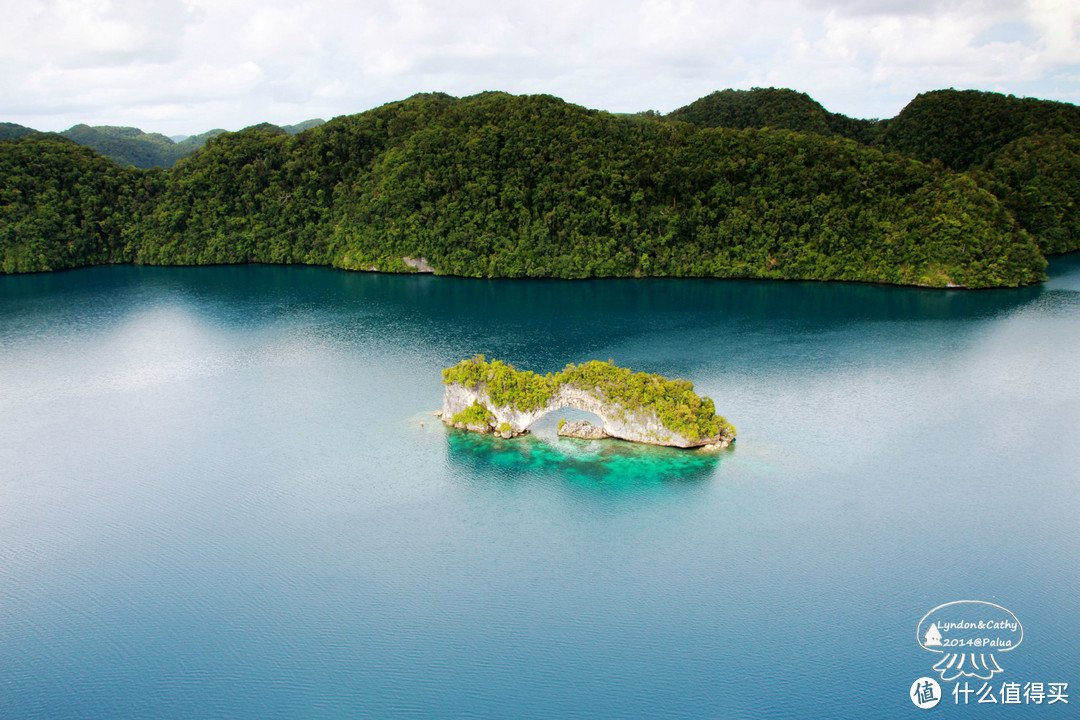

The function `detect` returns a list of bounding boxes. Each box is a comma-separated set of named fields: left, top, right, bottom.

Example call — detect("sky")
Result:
left=2, top=0, right=1079, bottom=136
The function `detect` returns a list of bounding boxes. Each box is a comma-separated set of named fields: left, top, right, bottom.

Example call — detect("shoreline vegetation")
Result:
left=3, top=87, right=1079, bottom=288
left=440, top=355, right=736, bottom=450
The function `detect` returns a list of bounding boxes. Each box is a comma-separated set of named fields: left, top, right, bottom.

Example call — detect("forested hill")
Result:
left=59, top=125, right=193, bottom=169
left=0, top=135, right=154, bottom=271
left=3, top=89, right=1077, bottom=286
left=0, top=120, right=328, bottom=169
left=0, top=122, right=37, bottom=142
left=666, top=88, right=1080, bottom=257
left=879, top=89, right=1080, bottom=170
left=667, top=88, right=883, bottom=145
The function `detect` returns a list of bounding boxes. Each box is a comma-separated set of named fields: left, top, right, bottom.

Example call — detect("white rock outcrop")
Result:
left=557, top=420, right=610, bottom=440
left=402, top=256, right=435, bottom=273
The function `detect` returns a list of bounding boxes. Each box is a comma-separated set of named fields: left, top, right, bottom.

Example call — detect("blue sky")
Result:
left=2, top=0, right=1078, bottom=135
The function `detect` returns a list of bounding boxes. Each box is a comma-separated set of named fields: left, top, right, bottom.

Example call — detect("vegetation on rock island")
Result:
left=442, top=355, right=735, bottom=444
left=443, top=356, right=557, bottom=411
left=449, top=400, right=494, bottom=430
left=4, top=87, right=1079, bottom=286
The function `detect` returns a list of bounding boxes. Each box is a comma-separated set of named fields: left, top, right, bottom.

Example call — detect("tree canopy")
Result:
left=3, top=87, right=1077, bottom=286
left=443, top=355, right=735, bottom=443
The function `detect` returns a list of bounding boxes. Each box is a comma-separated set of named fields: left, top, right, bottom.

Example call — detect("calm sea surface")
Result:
left=2, top=258, right=1079, bottom=719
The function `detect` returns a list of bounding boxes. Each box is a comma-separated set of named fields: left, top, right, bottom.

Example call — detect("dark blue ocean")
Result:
left=2, top=257, right=1079, bottom=719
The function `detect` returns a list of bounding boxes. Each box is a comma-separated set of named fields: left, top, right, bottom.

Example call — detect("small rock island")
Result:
left=439, top=355, right=736, bottom=450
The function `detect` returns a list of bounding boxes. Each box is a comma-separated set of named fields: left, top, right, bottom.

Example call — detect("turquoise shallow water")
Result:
left=1, top=258, right=1079, bottom=718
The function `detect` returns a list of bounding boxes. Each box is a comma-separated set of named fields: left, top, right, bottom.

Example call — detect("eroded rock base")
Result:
left=557, top=420, right=610, bottom=440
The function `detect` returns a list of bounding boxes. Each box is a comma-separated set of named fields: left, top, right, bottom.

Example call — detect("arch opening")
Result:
left=528, top=407, right=606, bottom=440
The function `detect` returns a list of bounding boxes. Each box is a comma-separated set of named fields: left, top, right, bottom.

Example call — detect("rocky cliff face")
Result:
left=440, top=381, right=733, bottom=449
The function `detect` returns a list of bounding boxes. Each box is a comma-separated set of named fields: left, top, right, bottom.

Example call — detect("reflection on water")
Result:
left=0, top=262, right=1054, bottom=335
left=444, top=426, right=723, bottom=486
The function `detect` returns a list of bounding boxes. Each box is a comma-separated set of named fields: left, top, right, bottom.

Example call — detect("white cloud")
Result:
left=751, top=0, right=1069, bottom=117
left=173, top=62, right=265, bottom=98
left=1, top=0, right=1077, bottom=134
left=1, top=0, right=191, bottom=67
left=1027, top=0, right=1080, bottom=64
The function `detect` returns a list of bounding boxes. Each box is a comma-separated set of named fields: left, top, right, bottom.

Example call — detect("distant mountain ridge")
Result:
left=0, top=119, right=326, bottom=169
left=174, top=129, right=228, bottom=154
left=1, top=122, right=38, bottom=141
left=282, top=119, right=326, bottom=135
left=60, top=124, right=184, bottom=169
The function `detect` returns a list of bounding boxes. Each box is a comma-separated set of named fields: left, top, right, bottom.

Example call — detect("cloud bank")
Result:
left=2, top=0, right=1078, bottom=134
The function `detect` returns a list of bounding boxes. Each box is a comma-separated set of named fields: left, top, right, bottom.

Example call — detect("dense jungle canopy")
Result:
left=3, top=87, right=1077, bottom=287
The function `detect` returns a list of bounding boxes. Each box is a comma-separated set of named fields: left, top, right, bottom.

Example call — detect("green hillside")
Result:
left=0, top=135, right=153, bottom=272
left=973, top=131, right=1080, bottom=255
left=51, top=119, right=326, bottom=169
left=667, top=87, right=884, bottom=145
left=667, top=87, right=1080, bottom=255
left=879, top=89, right=1080, bottom=170
left=283, top=119, right=325, bottom=135
left=175, top=128, right=228, bottom=153
left=5, top=88, right=1078, bottom=286
left=58, top=124, right=192, bottom=169
left=0, top=122, right=38, bottom=142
